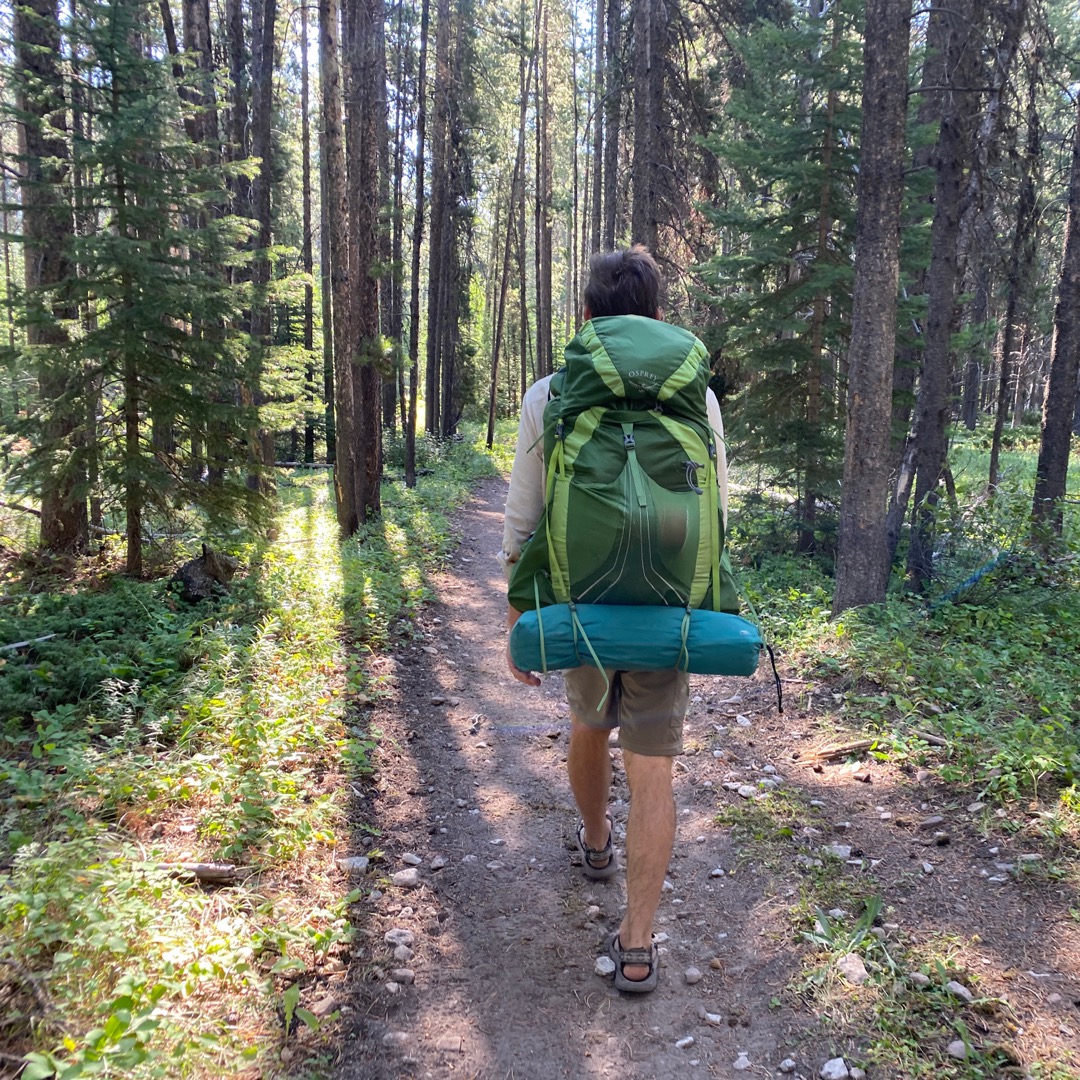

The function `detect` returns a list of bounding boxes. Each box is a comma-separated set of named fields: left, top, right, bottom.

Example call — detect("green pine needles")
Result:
left=5, top=0, right=265, bottom=570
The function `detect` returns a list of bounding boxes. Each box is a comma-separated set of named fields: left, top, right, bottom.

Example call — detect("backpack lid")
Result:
left=556, top=315, right=710, bottom=419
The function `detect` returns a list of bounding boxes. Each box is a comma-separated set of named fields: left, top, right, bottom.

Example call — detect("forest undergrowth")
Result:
left=1, top=421, right=1079, bottom=1078
left=0, top=428, right=510, bottom=1079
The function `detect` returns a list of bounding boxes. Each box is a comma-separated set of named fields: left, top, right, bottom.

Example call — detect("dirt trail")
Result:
left=327, top=477, right=1080, bottom=1080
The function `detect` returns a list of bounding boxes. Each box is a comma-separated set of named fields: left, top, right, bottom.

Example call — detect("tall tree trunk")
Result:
left=832, top=0, right=911, bottom=615
left=590, top=0, right=604, bottom=256
left=988, top=63, right=1040, bottom=490
left=225, top=0, right=250, bottom=207
left=405, top=0, right=430, bottom=488
left=344, top=0, right=385, bottom=521
left=536, top=0, right=552, bottom=377
left=631, top=0, right=665, bottom=251
left=321, top=0, right=357, bottom=532
left=319, top=122, right=336, bottom=464
left=905, top=0, right=980, bottom=591
left=424, top=0, right=452, bottom=437
left=248, top=0, right=277, bottom=493
left=1032, top=92, right=1080, bottom=542
left=301, top=1, right=316, bottom=463
left=488, top=33, right=533, bottom=446
left=798, top=1, right=840, bottom=555
left=386, top=0, right=408, bottom=435
left=603, top=0, right=621, bottom=248
left=14, top=0, right=87, bottom=553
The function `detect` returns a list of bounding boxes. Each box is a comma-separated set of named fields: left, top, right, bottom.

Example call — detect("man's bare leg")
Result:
left=568, top=716, right=613, bottom=859
left=618, top=749, right=675, bottom=982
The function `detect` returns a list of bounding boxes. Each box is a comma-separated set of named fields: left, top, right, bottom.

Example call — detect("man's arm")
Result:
left=500, top=379, right=549, bottom=576
left=706, top=387, right=729, bottom=527
left=502, top=376, right=551, bottom=686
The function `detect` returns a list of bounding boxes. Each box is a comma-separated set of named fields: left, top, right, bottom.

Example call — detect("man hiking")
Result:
left=500, top=245, right=730, bottom=992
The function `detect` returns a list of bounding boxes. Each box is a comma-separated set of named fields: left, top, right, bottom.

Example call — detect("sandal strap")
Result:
left=577, top=818, right=613, bottom=866
left=617, top=947, right=654, bottom=966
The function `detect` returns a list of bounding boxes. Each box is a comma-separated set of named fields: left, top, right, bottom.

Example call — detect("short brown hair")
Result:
left=583, top=245, right=662, bottom=319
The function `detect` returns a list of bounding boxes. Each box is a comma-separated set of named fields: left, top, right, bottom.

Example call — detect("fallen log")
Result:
left=159, top=862, right=248, bottom=884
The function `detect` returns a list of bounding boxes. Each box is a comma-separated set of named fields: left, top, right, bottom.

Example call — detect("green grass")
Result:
left=722, top=425, right=1080, bottom=1078
left=0, top=427, right=501, bottom=1078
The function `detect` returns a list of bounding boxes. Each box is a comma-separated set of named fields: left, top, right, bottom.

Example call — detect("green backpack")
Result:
left=507, top=315, right=740, bottom=615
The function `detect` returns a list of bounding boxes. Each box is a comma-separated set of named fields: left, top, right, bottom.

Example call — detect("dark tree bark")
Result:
left=630, top=0, right=666, bottom=251
left=14, top=0, right=87, bottom=553
left=832, top=0, right=911, bottom=616
left=989, top=62, right=1040, bottom=489
left=320, top=0, right=357, bottom=532
left=344, top=0, right=385, bottom=522
left=424, top=0, right=452, bottom=437
left=405, top=0, right=431, bottom=488
left=248, top=0, right=277, bottom=492
left=1032, top=92, right=1080, bottom=541
left=590, top=0, right=604, bottom=255
left=224, top=0, right=250, bottom=202
left=603, top=0, right=621, bottom=248
left=536, top=0, right=553, bottom=377
left=487, top=31, right=532, bottom=447
left=301, top=1, right=316, bottom=463
left=319, top=122, right=336, bottom=464
left=905, top=0, right=981, bottom=591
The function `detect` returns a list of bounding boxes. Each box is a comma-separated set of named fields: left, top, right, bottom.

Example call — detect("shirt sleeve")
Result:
left=500, top=376, right=550, bottom=578
left=706, top=387, right=729, bottom=528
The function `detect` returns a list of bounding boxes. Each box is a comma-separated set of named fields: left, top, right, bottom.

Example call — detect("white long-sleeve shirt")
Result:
left=500, top=373, right=729, bottom=576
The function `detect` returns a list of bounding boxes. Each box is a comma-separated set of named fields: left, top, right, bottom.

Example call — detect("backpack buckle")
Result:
left=623, top=432, right=635, bottom=449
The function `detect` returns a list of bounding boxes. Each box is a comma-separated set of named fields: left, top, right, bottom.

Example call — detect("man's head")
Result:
left=582, top=245, right=662, bottom=320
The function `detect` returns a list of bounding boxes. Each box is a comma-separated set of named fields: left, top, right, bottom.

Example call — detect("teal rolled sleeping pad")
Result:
left=509, top=603, right=762, bottom=676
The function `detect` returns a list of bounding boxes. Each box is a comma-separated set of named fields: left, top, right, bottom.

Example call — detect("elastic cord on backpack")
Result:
left=533, top=575, right=548, bottom=675
left=766, top=643, right=783, bottom=715
left=678, top=606, right=692, bottom=672
left=568, top=600, right=611, bottom=712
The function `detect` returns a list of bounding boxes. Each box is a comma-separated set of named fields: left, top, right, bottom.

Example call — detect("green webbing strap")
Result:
left=533, top=575, right=548, bottom=675
left=545, top=440, right=570, bottom=603
left=569, top=601, right=610, bottom=712
left=707, top=460, right=722, bottom=612
left=678, top=606, right=692, bottom=672
left=622, top=423, right=648, bottom=508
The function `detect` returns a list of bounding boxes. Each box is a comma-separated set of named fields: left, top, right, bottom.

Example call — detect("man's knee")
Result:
left=622, top=748, right=674, bottom=788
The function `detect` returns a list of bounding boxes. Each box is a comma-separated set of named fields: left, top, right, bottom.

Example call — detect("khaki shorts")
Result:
left=564, top=666, right=690, bottom=756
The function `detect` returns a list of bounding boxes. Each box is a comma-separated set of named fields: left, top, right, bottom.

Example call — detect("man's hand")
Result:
left=506, top=605, right=541, bottom=687
left=507, top=643, right=541, bottom=687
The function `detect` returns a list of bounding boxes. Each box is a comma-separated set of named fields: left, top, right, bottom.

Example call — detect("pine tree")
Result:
left=10, top=0, right=262, bottom=574
left=697, top=0, right=862, bottom=552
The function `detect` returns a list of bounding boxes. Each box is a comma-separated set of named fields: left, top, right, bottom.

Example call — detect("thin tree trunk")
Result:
left=424, top=0, right=452, bottom=437
left=248, top=0, right=277, bottom=494
left=590, top=0, right=603, bottom=257
left=405, top=0, right=431, bottom=488
left=1032, top=92, right=1080, bottom=541
left=321, top=0, right=357, bottom=531
left=989, top=66, right=1039, bottom=489
left=603, top=0, right=621, bottom=248
left=301, top=2, right=316, bottom=463
left=320, top=122, right=336, bottom=464
left=537, top=0, right=552, bottom=376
